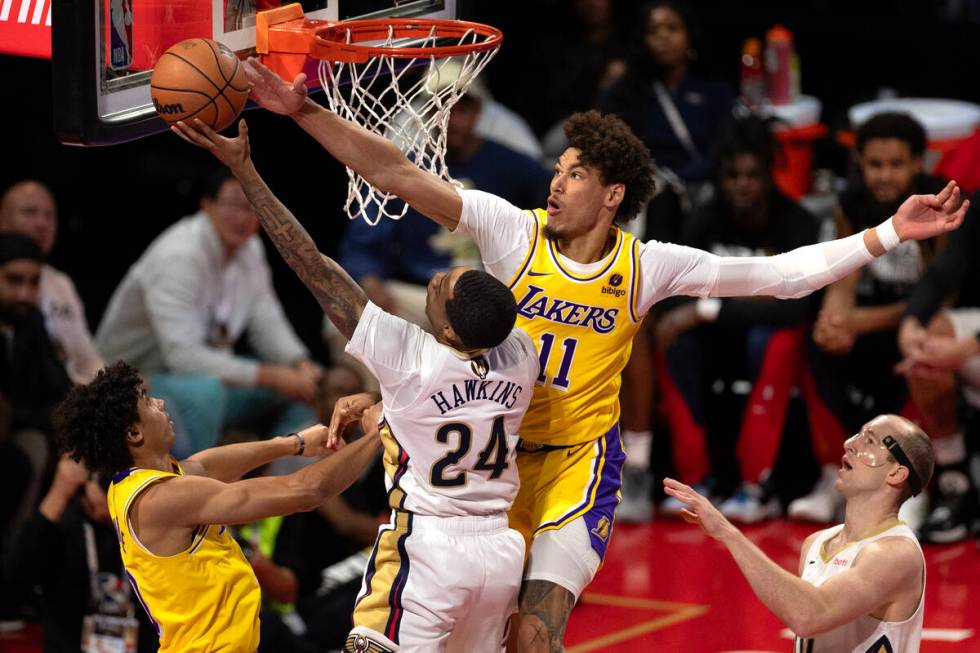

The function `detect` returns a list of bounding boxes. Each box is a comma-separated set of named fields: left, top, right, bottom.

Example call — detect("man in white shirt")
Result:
left=0, top=180, right=105, bottom=384
left=664, top=413, right=932, bottom=653
left=233, top=60, right=966, bottom=653
left=173, top=118, right=541, bottom=652
left=96, top=169, right=320, bottom=457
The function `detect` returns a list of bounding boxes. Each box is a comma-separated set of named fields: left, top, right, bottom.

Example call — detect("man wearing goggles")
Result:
left=664, top=414, right=934, bottom=652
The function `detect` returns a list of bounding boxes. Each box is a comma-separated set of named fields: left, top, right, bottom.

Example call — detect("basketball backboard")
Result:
left=52, top=0, right=457, bottom=146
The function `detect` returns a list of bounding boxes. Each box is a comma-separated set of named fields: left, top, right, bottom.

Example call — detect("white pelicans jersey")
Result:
left=346, top=301, right=539, bottom=517
left=795, top=521, right=925, bottom=653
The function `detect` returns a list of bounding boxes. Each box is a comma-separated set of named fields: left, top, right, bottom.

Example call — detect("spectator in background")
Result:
left=0, top=180, right=105, bottom=384
left=896, top=196, right=980, bottom=542
left=796, top=113, right=947, bottom=525
left=4, top=455, right=158, bottom=653
left=95, top=169, right=320, bottom=458
left=0, top=234, right=72, bottom=547
left=653, top=116, right=821, bottom=523
left=330, top=80, right=550, bottom=383
left=598, top=0, right=734, bottom=190
left=531, top=0, right=628, bottom=137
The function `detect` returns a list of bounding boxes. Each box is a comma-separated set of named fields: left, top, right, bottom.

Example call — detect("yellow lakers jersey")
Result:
left=509, top=209, right=644, bottom=446
left=107, top=461, right=262, bottom=653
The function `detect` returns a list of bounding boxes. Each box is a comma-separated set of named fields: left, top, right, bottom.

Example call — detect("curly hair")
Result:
left=563, top=111, right=656, bottom=225
left=54, top=361, right=142, bottom=478
left=855, top=112, right=927, bottom=158
left=445, top=270, right=518, bottom=350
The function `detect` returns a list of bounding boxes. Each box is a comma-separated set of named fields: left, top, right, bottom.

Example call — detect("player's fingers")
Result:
left=192, top=118, right=221, bottom=141
left=941, top=184, right=961, bottom=213
left=680, top=508, right=700, bottom=524
left=934, top=180, right=955, bottom=205
left=242, top=58, right=265, bottom=84
left=171, top=122, right=212, bottom=148
left=238, top=119, right=249, bottom=139
left=664, top=477, right=696, bottom=495
left=947, top=199, right=969, bottom=229
left=170, top=125, right=199, bottom=146
left=327, top=413, right=343, bottom=440
left=292, top=72, right=308, bottom=92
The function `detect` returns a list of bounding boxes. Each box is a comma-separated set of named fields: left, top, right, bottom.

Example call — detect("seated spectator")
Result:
left=653, top=116, right=821, bottom=523
left=329, top=84, right=550, bottom=383
left=598, top=0, right=733, bottom=190
left=796, top=113, right=948, bottom=524
left=0, top=234, right=72, bottom=546
left=0, top=180, right=105, bottom=384
left=95, top=168, right=320, bottom=457
left=525, top=0, right=628, bottom=137
left=4, top=455, right=158, bottom=653
left=896, top=194, right=980, bottom=542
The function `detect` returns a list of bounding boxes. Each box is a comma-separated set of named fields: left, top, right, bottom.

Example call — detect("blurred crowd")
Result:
left=2, top=1, right=980, bottom=652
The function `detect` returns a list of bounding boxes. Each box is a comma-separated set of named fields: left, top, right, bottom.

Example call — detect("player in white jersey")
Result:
left=173, top=119, right=539, bottom=652
left=664, top=414, right=934, bottom=653
left=237, top=59, right=967, bottom=652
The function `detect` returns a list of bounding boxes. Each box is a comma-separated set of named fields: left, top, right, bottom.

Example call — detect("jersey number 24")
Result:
left=431, top=415, right=510, bottom=487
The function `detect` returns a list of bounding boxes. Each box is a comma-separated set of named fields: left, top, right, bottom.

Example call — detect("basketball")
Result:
left=150, top=38, right=249, bottom=131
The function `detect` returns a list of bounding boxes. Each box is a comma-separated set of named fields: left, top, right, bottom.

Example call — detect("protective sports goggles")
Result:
left=844, top=431, right=923, bottom=496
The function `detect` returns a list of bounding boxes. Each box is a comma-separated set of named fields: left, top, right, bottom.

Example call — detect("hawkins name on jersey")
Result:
left=430, top=376, right=526, bottom=416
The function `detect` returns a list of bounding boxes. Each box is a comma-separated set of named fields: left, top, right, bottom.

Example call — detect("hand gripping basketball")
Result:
left=242, top=57, right=308, bottom=116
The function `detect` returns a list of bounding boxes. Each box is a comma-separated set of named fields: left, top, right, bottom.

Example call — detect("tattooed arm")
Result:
left=171, top=118, right=367, bottom=339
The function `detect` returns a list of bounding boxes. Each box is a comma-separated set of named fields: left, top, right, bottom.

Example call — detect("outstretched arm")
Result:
left=243, top=59, right=463, bottom=229
left=180, top=423, right=339, bottom=483
left=139, top=424, right=382, bottom=529
left=172, top=119, right=367, bottom=340
left=645, top=182, right=968, bottom=308
left=663, top=479, right=921, bottom=638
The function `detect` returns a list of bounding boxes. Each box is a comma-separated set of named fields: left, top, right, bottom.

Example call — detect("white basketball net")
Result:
left=317, top=25, right=500, bottom=224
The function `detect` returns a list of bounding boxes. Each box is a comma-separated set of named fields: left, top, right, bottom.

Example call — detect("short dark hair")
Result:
left=54, top=361, right=143, bottom=478
left=715, top=114, right=779, bottom=176
left=855, top=112, right=927, bottom=158
left=893, top=420, right=935, bottom=504
left=563, top=111, right=656, bottom=225
left=201, top=167, right=235, bottom=201
left=445, top=270, right=517, bottom=350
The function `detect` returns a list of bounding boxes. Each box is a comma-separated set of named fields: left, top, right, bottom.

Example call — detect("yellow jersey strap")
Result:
left=506, top=209, right=544, bottom=290
left=111, top=459, right=183, bottom=522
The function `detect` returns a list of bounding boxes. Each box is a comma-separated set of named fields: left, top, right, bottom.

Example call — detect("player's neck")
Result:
left=840, top=495, right=900, bottom=543
left=130, top=448, right=174, bottom=474
left=554, top=225, right=617, bottom=264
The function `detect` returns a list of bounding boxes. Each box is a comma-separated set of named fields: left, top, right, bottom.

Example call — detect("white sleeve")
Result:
left=454, top=189, right=535, bottom=283
left=345, top=301, right=427, bottom=406
left=635, top=231, right=875, bottom=313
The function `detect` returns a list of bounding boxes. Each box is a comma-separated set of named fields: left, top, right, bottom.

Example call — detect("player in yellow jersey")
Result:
left=54, top=361, right=383, bottom=653
left=240, top=59, right=968, bottom=652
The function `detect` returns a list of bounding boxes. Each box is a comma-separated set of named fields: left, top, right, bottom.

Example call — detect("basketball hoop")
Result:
left=310, top=19, right=503, bottom=224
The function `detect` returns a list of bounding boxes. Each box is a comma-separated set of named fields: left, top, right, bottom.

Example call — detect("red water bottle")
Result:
left=765, top=25, right=794, bottom=105
left=740, top=37, right=765, bottom=110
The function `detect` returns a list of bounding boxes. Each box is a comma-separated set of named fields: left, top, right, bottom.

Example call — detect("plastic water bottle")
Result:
left=765, top=25, right=794, bottom=105
left=740, top=37, right=766, bottom=110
